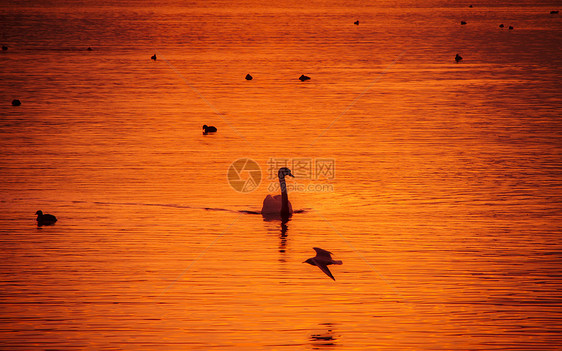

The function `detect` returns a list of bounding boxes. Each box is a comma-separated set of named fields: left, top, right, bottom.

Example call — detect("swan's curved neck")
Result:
left=279, top=176, right=290, bottom=216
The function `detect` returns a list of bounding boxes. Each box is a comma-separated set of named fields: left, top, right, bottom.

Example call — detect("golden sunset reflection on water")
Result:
left=1, top=0, right=561, bottom=349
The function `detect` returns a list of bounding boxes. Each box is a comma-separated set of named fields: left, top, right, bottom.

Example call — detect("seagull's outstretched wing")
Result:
left=316, top=262, right=336, bottom=281
left=313, top=247, right=333, bottom=258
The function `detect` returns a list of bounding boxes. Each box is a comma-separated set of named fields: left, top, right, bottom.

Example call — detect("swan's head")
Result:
left=278, top=167, right=294, bottom=179
left=35, top=210, right=43, bottom=215
left=202, top=125, right=208, bottom=129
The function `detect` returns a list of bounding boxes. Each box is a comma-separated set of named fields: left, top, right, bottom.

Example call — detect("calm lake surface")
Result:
left=1, top=0, right=561, bottom=349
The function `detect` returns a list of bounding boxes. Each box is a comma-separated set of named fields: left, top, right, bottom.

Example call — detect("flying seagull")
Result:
left=303, top=247, right=342, bottom=281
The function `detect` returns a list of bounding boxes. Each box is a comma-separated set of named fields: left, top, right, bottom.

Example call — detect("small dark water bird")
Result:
left=299, top=74, right=311, bottom=82
left=508, top=25, right=514, bottom=30
left=2, top=45, right=7, bottom=51
left=550, top=10, right=559, bottom=14
left=87, top=47, right=93, bottom=51
left=245, top=73, right=253, bottom=80
left=151, top=54, right=157, bottom=60
left=11, top=99, right=21, bottom=106
left=499, top=23, right=505, bottom=28
left=460, top=20, right=467, bottom=25
left=202, top=124, right=217, bottom=134
left=304, top=247, right=342, bottom=281
left=36, top=210, right=57, bottom=226
left=469, top=4, right=473, bottom=8
left=455, top=53, right=463, bottom=63
left=354, top=20, right=359, bottom=25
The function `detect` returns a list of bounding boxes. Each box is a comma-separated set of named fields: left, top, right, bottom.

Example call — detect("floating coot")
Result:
left=245, top=73, right=253, bottom=80
left=36, top=210, right=57, bottom=226
left=461, top=21, right=467, bottom=25
left=11, top=99, right=21, bottom=106
left=299, top=74, right=311, bottom=82
left=203, top=125, right=217, bottom=134
left=354, top=20, right=359, bottom=25
left=151, top=54, right=157, bottom=60
left=455, top=54, right=463, bottom=63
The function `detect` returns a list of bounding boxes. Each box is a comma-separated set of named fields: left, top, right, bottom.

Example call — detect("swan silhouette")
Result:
left=261, top=167, right=294, bottom=217
left=36, top=210, right=57, bottom=226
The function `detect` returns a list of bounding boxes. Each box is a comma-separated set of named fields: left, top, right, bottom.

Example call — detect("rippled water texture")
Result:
left=1, top=0, right=561, bottom=349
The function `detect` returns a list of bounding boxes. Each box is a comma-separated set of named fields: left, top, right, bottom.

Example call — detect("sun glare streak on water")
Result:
left=0, top=0, right=561, bottom=349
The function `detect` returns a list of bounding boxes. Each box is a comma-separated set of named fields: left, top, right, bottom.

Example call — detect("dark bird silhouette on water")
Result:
left=262, top=167, right=294, bottom=219
left=299, top=74, right=311, bottom=82
left=304, top=247, right=342, bottom=281
left=460, top=21, right=467, bottom=25
left=245, top=73, right=253, bottom=80
left=202, top=125, right=217, bottom=134
left=508, top=25, right=514, bottom=30
left=455, top=54, right=463, bottom=63
left=36, top=210, right=57, bottom=226
left=87, top=47, right=93, bottom=51
left=354, top=20, right=359, bottom=25
left=151, top=54, right=157, bottom=60
left=550, top=10, right=558, bottom=14
left=499, top=24, right=504, bottom=28
left=2, top=45, right=7, bottom=51
left=11, top=99, right=21, bottom=106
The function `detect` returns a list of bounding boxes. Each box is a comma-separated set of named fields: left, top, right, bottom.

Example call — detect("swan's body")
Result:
left=304, top=247, right=342, bottom=281
left=262, top=194, right=293, bottom=215
left=36, top=210, right=57, bottom=226
left=261, top=167, right=294, bottom=217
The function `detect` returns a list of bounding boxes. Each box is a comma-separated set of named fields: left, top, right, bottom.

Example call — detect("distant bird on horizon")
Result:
left=499, top=24, right=505, bottom=28
left=202, top=124, right=217, bottom=134
left=508, top=25, right=514, bottom=30
left=36, top=210, right=57, bottom=226
left=299, top=74, right=311, bottom=82
left=455, top=53, right=463, bottom=63
left=354, top=20, right=359, bottom=25
left=550, top=10, right=558, bottom=14
left=151, top=54, right=157, bottom=60
left=87, top=47, right=93, bottom=51
left=11, top=99, right=21, bottom=106
left=2, top=45, right=7, bottom=51
left=461, top=20, right=467, bottom=25
left=303, top=247, right=342, bottom=281
left=245, top=73, right=253, bottom=80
